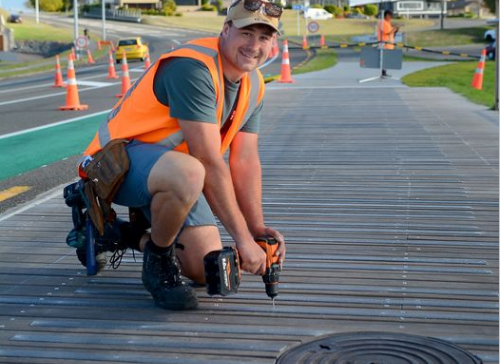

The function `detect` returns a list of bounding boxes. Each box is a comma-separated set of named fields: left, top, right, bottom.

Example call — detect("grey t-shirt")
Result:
left=153, top=57, right=262, bottom=134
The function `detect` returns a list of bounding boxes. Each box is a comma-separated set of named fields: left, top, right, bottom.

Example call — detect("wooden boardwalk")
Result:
left=0, top=82, right=498, bottom=363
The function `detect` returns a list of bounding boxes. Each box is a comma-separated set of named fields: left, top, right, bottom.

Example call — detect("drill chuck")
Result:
left=263, top=262, right=280, bottom=299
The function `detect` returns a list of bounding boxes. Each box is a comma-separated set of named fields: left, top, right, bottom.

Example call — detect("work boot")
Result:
left=142, top=240, right=198, bottom=310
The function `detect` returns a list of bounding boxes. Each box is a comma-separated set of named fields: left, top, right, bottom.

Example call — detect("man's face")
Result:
left=220, top=22, right=275, bottom=80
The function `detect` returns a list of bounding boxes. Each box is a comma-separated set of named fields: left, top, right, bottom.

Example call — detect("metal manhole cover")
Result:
left=276, top=332, right=483, bottom=364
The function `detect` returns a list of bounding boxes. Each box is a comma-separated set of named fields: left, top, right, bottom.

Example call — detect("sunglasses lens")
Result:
left=244, top=0, right=263, bottom=11
left=264, top=3, right=282, bottom=17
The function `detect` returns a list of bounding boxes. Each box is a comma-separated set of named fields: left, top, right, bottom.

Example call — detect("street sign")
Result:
left=307, top=20, right=319, bottom=33
left=75, top=36, right=89, bottom=49
left=292, top=4, right=303, bottom=10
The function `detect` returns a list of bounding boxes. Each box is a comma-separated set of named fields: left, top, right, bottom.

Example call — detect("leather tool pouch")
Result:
left=82, top=139, right=130, bottom=235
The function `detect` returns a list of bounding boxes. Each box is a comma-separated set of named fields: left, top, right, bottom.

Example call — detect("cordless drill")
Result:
left=204, top=236, right=281, bottom=299
left=255, top=236, right=280, bottom=299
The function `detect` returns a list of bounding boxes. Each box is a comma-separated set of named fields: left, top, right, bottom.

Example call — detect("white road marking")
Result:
left=0, top=110, right=110, bottom=140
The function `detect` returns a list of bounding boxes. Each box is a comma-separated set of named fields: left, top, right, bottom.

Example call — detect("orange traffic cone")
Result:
left=144, top=52, right=151, bottom=69
left=302, top=35, right=309, bottom=50
left=107, top=50, right=119, bottom=79
left=52, top=55, right=66, bottom=87
left=268, top=38, right=279, bottom=59
left=71, top=47, right=76, bottom=60
left=116, top=51, right=131, bottom=98
left=86, top=49, right=95, bottom=64
left=471, top=48, right=486, bottom=90
left=278, top=39, right=294, bottom=83
left=320, top=34, right=327, bottom=49
left=60, top=56, right=88, bottom=110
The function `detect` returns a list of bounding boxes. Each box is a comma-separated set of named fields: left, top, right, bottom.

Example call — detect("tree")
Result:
left=29, top=0, right=64, bottom=12
left=162, top=0, right=176, bottom=15
left=483, top=0, right=495, bottom=14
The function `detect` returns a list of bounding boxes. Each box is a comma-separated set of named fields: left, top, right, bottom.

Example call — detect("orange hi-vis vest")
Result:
left=83, top=37, right=265, bottom=159
left=377, top=19, right=395, bottom=50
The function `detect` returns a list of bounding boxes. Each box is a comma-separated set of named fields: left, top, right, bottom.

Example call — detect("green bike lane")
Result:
left=0, top=111, right=109, bottom=181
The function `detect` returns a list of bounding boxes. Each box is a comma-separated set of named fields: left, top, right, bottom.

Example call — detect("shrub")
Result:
left=29, top=0, right=63, bottom=12
left=310, top=4, right=323, bottom=8
left=162, top=0, right=177, bottom=15
left=200, top=4, right=216, bottom=11
left=324, top=5, right=342, bottom=15
left=363, top=4, right=378, bottom=17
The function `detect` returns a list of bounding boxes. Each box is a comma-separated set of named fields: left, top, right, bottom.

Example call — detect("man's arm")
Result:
left=229, top=131, right=286, bottom=265
left=178, top=119, right=266, bottom=275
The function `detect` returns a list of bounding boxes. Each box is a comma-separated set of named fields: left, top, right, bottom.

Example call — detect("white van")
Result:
left=303, top=8, right=333, bottom=20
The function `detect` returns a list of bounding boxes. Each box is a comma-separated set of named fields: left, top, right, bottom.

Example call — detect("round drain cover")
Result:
left=276, top=332, right=482, bottom=364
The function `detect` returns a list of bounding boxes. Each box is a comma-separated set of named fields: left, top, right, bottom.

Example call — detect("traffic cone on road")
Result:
left=144, top=52, right=151, bottom=69
left=302, top=35, right=309, bottom=50
left=52, top=55, right=66, bottom=88
left=320, top=34, right=327, bottom=49
left=268, top=38, right=279, bottom=59
left=116, top=51, right=131, bottom=98
left=60, top=56, right=88, bottom=110
left=471, top=48, right=486, bottom=90
left=277, top=39, right=294, bottom=83
left=86, top=49, right=95, bottom=64
left=107, top=50, right=119, bottom=79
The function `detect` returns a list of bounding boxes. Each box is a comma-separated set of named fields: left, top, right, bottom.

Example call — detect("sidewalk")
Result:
left=0, top=59, right=498, bottom=363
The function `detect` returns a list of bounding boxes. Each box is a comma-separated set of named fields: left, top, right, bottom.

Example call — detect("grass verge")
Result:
left=401, top=60, right=496, bottom=108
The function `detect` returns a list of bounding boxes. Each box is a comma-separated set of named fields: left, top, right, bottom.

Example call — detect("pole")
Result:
left=73, top=0, right=79, bottom=60
left=440, top=0, right=444, bottom=30
left=297, top=9, right=300, bottom=36
left=35, top=0, right=39, bottom=24
left=102, top=0, right=106, bottom=41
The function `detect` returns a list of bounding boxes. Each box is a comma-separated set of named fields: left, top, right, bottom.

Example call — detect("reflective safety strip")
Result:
left=240, top=70, right=261, bottom=131
left=157, top=130, right=184, bottom=149
left=475, top=68, right=484, bottom=74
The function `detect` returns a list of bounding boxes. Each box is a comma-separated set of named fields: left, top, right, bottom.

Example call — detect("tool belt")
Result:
left=81, top=139, right=130, bottom=235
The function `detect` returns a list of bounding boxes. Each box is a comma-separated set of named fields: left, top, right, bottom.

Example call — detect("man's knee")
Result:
left=149, top=152, right=205, bottom=203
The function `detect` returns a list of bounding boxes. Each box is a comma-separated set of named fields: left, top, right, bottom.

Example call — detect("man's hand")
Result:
left=252, top=227, right=286, bottom=268
left=238, top=240, right=266, bottom=275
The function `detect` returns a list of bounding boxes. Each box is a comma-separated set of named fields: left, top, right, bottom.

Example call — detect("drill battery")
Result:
left=204, top=246, right=241, bottom=296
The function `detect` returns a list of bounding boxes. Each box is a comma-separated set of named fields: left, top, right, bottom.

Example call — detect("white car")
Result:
left=484, top=29, right=496, bottom=42
left=303, top=8, right=333, bottom=20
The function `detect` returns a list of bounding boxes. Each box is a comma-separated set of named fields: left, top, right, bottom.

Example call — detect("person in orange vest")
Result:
left=377, top=10, right=400, bottom=77
left=77, top=0, right=286, bottom=310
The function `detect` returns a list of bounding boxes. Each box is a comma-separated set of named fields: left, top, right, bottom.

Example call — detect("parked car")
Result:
left=484, top=29, right=496, bottom=42
left=7, top=14, right=22, bottom=23
left=303, top=8, right=333, bottom=20
left=486, top=42, right=496, bottom=60
left=346, top=13, right=369, bottom=19
left=115, top=37, right=149, bottom=63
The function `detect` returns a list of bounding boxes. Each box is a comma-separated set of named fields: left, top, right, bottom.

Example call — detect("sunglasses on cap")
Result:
left=231, top=0, right=283, bottom=18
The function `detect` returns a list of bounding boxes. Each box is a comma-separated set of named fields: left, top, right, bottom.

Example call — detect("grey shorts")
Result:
left=113, top=140, right=216, bottom=227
